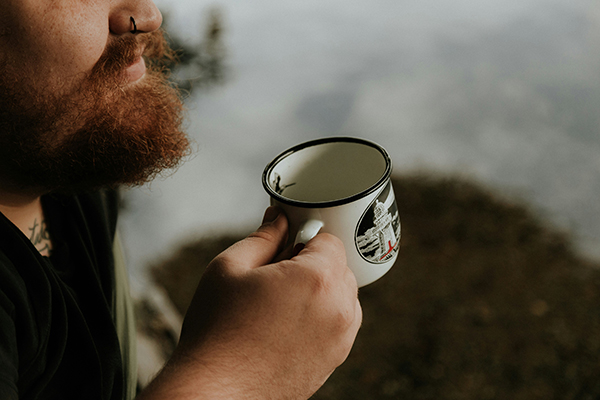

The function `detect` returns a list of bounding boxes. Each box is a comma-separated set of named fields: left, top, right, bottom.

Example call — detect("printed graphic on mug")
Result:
left=355, top=181, right=400, bottom=264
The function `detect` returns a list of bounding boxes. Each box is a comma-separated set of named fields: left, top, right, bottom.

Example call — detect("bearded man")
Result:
left=0, top=1, right=362, bottom=399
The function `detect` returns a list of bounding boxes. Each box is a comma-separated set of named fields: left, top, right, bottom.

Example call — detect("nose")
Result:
left=109, top=0, right=163, bottom=35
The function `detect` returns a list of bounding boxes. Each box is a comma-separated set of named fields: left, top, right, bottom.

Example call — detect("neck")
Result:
left=0, top=187, right=53, bottom=256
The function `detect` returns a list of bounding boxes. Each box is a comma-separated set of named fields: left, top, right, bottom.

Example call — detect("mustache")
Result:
left=90, top=30, right=176, bottom=82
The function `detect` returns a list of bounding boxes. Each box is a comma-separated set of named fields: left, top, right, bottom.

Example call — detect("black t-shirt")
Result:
left=0, top=190, right=125, bottom=399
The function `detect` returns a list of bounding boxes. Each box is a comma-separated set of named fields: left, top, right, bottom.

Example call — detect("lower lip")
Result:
left=124, top=57, right=146, bottom=82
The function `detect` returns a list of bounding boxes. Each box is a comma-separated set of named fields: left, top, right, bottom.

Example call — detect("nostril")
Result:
left=109, top=3, right=162, bottom=36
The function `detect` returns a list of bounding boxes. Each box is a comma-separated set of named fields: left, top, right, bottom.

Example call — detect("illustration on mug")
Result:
left=355, top=182, right=401, bottom=264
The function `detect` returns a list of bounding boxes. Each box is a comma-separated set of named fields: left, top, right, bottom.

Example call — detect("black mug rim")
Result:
left=262, top=136, right=392, bottom=209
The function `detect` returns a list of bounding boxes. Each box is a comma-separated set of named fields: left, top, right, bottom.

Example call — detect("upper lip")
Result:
left=128, top=45, right=146, bottom=66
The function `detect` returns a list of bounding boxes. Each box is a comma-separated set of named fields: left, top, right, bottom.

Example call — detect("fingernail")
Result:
left=262, top=206, right=281, bottom=224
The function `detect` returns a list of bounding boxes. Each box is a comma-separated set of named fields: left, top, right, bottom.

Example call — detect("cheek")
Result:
left=6, top=3, right=108, bottom=90
left=42, top=6, right=109, bottom=78
left=47, top=24, right=108, bottom=79
left=0, top=0, right=17, bottom=35
left=0, top=1, right=20, bottom=63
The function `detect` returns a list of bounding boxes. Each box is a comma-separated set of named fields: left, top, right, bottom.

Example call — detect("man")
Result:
left=0, top=0, right=362, bottom=399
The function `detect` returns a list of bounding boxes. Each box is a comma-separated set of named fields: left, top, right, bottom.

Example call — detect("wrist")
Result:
left=137, top=345, right=266, bottom=400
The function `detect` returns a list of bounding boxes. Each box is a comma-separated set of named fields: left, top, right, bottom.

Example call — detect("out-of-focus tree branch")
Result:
left=162, top=8, right=227, bottom=95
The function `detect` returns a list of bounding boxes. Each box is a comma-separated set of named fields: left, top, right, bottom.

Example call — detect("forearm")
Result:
left=138, top=338, right=322, bottom=400
left=137, top=351, right=253, bottom=400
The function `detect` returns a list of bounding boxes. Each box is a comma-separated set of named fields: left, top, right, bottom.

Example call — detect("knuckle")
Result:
left=344, top=267, right=359, bottom=290
left=306, top=234, right=346, bottom=264
left=333, top=303, right=355, bottom=332
left=317, top=233, right=346, bottom=259
left=326, top=302, right=360, bottom=367
left=315, top=232, right=344, bottom=248
left=301, top=270, right=357, bottom=329
left=304, top=267, right=332, bottom=296
left=206, top=254, right=234, bottom=277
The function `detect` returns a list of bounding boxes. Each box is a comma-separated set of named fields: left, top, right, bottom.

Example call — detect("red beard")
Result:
left=0, top=30, right=190, bottom=194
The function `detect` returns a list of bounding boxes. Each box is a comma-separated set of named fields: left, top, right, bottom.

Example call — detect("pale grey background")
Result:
left=118, top=0, right=600, bottom=290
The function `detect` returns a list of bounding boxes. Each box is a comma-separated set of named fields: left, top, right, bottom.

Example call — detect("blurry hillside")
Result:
left=142, top=173, right=600, bottom=399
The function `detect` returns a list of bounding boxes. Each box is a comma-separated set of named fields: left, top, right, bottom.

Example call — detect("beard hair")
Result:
left=0, top=30, right=190, bottom=194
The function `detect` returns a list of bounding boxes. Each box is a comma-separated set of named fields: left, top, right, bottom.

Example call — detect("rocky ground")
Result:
left=138, top=173, right=600, bottom=399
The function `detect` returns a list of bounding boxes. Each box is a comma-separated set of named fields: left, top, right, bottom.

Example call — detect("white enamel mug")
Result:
left=262, top=137, right=400, bottom=287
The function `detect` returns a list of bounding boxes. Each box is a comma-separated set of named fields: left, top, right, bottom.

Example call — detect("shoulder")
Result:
left=0, top=232, right=52, bottom=389
left=0, top=212, right=50, bottom=300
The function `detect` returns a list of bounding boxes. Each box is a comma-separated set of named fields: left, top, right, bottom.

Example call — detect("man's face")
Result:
left=0, top=0, right=190, bottom=193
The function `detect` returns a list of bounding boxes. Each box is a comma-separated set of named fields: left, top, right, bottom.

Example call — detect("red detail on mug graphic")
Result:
left=379, top=241, right=398, bottom=261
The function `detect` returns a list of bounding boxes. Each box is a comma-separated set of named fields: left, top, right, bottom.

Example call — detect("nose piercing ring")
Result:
left=130, top=17, right=138, bottom=34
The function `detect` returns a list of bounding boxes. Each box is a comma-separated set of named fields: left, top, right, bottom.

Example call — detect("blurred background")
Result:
left=120, top=0, right=600, bottom=290
left=120, top=0, right=600, bottom=397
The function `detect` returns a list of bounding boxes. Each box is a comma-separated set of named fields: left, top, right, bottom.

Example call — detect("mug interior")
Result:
left=266, top=140, right=388, bottom=204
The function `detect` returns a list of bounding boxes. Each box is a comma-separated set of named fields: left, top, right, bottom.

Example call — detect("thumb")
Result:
left=216, top=206, right=289, bottom=273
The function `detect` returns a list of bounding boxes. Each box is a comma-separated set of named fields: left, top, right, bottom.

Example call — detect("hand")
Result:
left=141, top=206, right=362, bottom=399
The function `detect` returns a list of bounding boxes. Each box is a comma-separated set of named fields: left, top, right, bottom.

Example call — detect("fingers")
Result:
left=292, top=233, right=362, bottom=368
left=214, top=206, right=289, bottom=273
left=272, top=243, right=295, bottom=263
left=291, top=233, right=353, bottom=284
left=287, top=232, right=361, bottom=328
left=181, top=215, right=363, bottom=398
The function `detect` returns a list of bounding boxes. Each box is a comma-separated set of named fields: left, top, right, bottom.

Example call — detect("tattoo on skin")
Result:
left=28, top=218, right=53, bottom=256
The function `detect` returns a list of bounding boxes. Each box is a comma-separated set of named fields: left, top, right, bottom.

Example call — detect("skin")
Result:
left=0, top=0, right=362, bottom=398
left=0, top=0, right=161, bottom=93
left=0, top=0, right=162, bottom=239
left=139, top=208, right=362, bottom=399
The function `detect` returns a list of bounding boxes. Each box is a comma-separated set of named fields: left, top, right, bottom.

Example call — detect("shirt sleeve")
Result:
left=0, top=288, right=19, bottom=400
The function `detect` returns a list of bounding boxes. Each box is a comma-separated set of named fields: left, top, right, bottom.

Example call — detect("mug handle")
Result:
left=294, top=219, right=324, bottom=246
